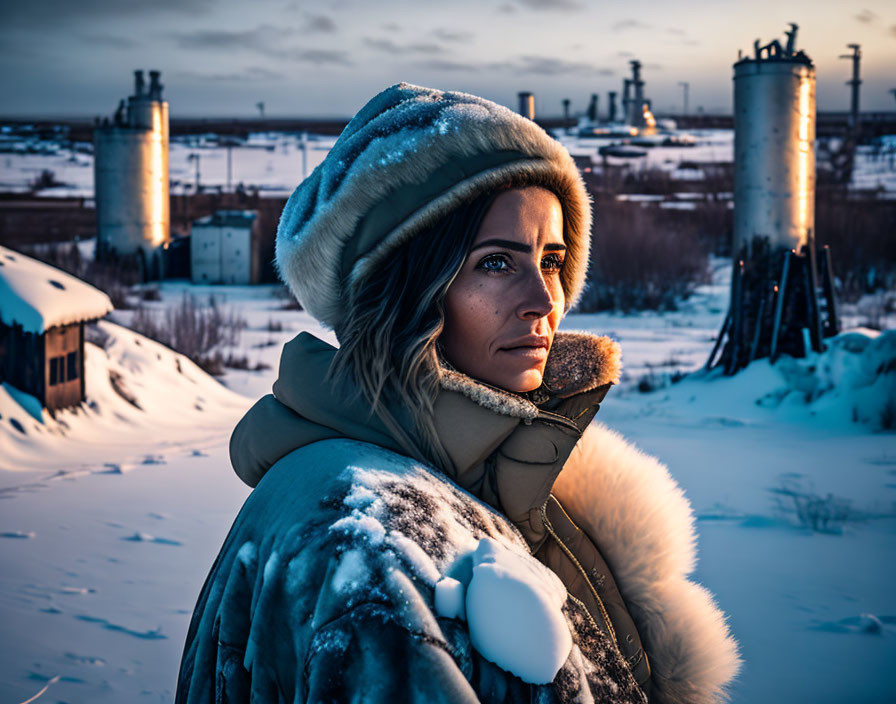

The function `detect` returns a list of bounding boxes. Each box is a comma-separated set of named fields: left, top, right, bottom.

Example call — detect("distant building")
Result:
left=94, top=70, right=170, bottom=278
left=190, top=210, right=263, bottom=285
left=0, top=245, right=112, bottom=412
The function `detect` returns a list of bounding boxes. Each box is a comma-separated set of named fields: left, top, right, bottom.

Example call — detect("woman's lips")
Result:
left=499, top=345, right=549, bottom=359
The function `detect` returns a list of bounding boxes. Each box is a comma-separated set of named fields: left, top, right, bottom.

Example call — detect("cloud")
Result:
left=176, top=66, right=286, bottom=82
left=514, top=55, right=610, bottom=75
left=418, top=59, right=480, bottom=72
left=613, top=19, right=651, bottom=31
left=363, top=37, right=446, bottom=54
left=170, top=24, right=294, bottom=51
left=77, top=33, right=140, bottom=48
left=382, top=22, right=402, bottom=32
left=304, top=13, right=337, bottom=33
left=291, top=49, right=352, bottom=65
left=4, top=0, right=215, bottom=27
left=666, top=28, right=686, bottom=36
left=854, top=9, right=877, bottom=24
left=496, top=3, right=516, bottom=12
left=432, top=28, right=474, bottom=43
left=513, top=0, right=583, bottom=9
left=169, top=25, right=352, bottom=65
left=617, top=51, right=634, bottom=58
left=420, top=55, right=612, bottom=77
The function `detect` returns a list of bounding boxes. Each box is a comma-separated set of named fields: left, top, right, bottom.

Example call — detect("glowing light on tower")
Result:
left=150, top=104, right=165, bottom=247
left=796, top=71, right=812, bottom=246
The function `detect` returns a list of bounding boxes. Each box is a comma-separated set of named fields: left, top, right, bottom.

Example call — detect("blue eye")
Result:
left=477, top=254, right=512, bottom=272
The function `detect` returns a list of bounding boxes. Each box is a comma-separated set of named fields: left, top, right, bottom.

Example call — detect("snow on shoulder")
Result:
left=0, top=245, right=112, bottom=334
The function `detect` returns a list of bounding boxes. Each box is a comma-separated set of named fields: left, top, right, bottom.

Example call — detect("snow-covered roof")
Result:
left=0, top=245, right=113, bottom=334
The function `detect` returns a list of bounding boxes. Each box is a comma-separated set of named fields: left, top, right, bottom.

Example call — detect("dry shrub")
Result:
left=129, top=294, right=247, bottom=375
left=578, top=199, right=712, bottom=312
left=815, top=190, right=896, bottom=302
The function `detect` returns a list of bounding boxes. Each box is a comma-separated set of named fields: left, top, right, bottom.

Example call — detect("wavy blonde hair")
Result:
left=327, top=190, right=501, bottom=471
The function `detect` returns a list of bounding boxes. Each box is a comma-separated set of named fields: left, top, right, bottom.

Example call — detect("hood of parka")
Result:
left=275, top=82, right=592, bottom=332
left=230, top=330, right=621, bottom=544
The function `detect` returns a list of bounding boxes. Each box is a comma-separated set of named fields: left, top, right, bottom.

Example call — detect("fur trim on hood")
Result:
left=275, top=82, right=592, bottom=331
left=438, top=330, right=622, bottom=420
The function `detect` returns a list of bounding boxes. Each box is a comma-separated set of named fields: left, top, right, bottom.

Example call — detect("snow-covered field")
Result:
left=1, top=263, right=894, bottom=703
left=0, top=132, right=337, bottom=198
left=2, top=128, right=895, bottom=197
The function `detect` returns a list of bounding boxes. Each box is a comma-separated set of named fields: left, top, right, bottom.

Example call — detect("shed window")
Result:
left=49, top=355, right=67, bottom=385
left=67, top=351, right=79, bottom=381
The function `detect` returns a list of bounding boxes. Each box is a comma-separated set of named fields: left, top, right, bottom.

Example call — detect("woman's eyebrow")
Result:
left=470, top=238, right=568, bottom=253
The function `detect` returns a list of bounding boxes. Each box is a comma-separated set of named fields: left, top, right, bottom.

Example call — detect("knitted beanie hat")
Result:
left=275, top=82, right=592, bottom=331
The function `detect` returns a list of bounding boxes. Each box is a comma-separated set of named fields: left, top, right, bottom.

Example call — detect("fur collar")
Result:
left=437, top=330, right=622, bottom=420
left=554, top=424, right=742, bottom=704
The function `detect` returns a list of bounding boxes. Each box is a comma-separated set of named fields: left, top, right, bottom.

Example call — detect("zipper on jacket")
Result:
left=541, top=499, right=648, bottom=703
left=540, top=501, right=617, bottom=646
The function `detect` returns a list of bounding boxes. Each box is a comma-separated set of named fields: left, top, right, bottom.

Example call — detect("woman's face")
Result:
left=441, top=186, right=566, bottom=393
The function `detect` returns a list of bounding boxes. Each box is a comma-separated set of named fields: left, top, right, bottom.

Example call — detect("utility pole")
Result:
left=839, top=44, right=861, bottom=134
left=678, top=81, right=689, bottom=116
left=187, top=153, right=200, bottom=193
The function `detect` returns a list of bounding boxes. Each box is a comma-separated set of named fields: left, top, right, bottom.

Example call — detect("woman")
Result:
left=176, top=83, right=739, bottom=704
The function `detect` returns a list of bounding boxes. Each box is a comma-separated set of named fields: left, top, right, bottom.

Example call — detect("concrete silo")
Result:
left=733, top=26, right=815, bottom=253
left=707, top=25, right=839, bottom=375
left=94, top=70, right=170, bottom=274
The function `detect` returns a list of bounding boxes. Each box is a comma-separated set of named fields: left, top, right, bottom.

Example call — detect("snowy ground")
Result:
left=0, top=132, right=336, bottom=198
left=1, top=266, right=895, bottom=702
left=2, top=128, right=894, bottom=198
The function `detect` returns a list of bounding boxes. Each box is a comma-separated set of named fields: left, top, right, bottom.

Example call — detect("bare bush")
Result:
left=578, top=198, right=712, bottom=312
left=128, top=294, right=247, bottom=375
left=769, top=483, right=858, bottom=534
left=815, top=191, right=896, bottom=302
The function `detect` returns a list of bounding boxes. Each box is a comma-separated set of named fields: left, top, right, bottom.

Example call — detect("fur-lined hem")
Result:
left=554, top=424, right=742, bottom=704
left=437, top=330, right=622, bottom=418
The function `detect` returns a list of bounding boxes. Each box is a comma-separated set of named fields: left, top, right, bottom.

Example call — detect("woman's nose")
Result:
left=516, top=271, right=556, bottom=320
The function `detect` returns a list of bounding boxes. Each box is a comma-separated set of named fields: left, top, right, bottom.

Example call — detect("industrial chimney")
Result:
left=707, top=24, right=838, bottom=374
left=518, top=92, right=535, bottom=121
left=93, top=69, right=170, bottom=279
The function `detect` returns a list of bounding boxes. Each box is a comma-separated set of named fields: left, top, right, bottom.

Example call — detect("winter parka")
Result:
left=176, top=331, right=740, bottom=704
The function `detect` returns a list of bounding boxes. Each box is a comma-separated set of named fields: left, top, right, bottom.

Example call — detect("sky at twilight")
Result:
left=1, top=0, right=894, bottom=118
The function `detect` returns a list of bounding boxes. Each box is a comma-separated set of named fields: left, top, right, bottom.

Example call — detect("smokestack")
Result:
left=839, top=44, right=861, bottom=134
left=134, top=70, right=145, bottom=98
left=518, top=92, right=535, bottom=121
left=628, top=60, right=645, bottom=127
left=586, top=94, right=598, bottom=122
left=148, top=70, right=163, bottom=101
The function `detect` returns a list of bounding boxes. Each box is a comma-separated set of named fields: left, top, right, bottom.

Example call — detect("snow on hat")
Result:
left=275, top=82, right=592, bottom=331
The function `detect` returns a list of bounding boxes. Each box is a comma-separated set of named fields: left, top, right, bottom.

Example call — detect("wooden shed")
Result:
left=0, top=245, right=112, bottom=412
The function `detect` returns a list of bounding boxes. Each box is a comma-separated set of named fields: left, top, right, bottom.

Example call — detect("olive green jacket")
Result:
left=192, top=331, right=739, bottom=703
